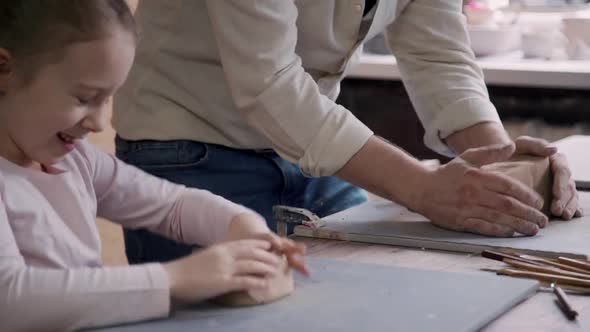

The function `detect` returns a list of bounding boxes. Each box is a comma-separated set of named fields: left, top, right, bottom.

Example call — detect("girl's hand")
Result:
left=162, top=239, right=282, bottom=303
left=225, top=213, right=310, bottom=276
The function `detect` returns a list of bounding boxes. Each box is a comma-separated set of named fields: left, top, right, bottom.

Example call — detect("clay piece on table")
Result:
left=482, top=155, right=553, bottom=216
left=213, top=254, right=294, bottom=307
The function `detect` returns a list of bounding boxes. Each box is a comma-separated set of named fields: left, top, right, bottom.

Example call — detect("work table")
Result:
left=293, top=135, right=590, bottom=331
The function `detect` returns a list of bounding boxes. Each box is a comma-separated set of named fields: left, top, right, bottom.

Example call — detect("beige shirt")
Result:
left=113, top=0, right=502, bottom=177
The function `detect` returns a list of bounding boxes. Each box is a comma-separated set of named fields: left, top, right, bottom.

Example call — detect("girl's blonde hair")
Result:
left=0, top=0, right=137, bottom=77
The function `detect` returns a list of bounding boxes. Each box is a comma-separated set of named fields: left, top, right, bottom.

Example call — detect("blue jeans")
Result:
left=115, top=136, right=367, bottom=264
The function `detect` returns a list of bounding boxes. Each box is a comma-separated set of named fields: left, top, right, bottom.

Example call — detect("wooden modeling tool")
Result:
left=551, top=282, right=579, bottom=320
left=482, top=249, right=587, bottom=320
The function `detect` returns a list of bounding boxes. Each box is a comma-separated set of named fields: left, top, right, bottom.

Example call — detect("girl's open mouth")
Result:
left=57, top=132, right=76, bottom=151
left=57, top=132, right=75, bottom=144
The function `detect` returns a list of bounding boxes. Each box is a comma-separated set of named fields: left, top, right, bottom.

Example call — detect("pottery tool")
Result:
left=272, top=205, right=325, bottom=236
left=551, top=282, right=579, bottom=320
left=518, top=254, right=590, bottom=274
left=557, top=257, right=590, bottom=272
left=497, top=268, right=590, bottom=288
left=482, top=250, right=590, bottom=277
left=482, top=250, right=590, bottom=298
left=482, top=250, right=544, bottom=266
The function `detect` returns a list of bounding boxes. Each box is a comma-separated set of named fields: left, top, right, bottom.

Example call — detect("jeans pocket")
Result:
left=116, top=139, right=209, bottom=171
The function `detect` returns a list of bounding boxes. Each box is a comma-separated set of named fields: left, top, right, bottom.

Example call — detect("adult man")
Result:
left=114, top=0, right=581, bottom=263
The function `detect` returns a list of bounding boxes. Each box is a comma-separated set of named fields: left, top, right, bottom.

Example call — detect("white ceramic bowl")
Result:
left=468, top=25, right=522, bottom=56
left=521, top=30, right=564, bottom=59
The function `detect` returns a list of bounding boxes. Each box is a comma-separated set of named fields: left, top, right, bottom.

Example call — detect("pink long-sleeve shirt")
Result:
left=0, top=140, right=253, bottom=331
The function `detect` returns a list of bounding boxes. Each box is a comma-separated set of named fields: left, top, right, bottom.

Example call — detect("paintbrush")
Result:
left=481, top=250, right=544, bottom=266
left=497, top=268, right=590, bottom=288
left=482, top=267, right=590, bottom=294
left=502, top=258, right=590, bottom=280
left=518, top=254, right=590, bottom=274
left=482, top=250, right=590, bottom=276
left=557, top=257, right=590, bottom=273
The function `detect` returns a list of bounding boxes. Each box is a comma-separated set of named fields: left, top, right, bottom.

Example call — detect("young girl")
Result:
left=0, top=1, right=308, bottom=331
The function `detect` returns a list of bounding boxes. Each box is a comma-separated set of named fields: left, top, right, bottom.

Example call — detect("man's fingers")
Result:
left=550, top=153, right=577, bottom=217
left=551, top=180, right=576, bottom=216
left=460, top=143, right=515, bottom=167
left=461, top=218, right=515, bottom=237
left=467, top=206, right=540, bottom=236
left=514, top=136, right=557, bottom=156
left=553, top=182, right=577, bottom=217
left=550, top=153, right=572, bottom=177
left=477, top=191, right=548, bottom=227
left=562, top=192, right=579, bottom=220
left=478, top=171, right=544, bottom=210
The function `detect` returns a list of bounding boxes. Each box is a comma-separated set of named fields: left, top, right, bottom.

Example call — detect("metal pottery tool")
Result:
left=272, top=205, right=325, bottom=236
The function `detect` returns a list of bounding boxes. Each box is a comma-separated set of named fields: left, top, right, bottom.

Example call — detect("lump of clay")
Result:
left=482, top=155, right=553, bottom=215
left=213, top=254, right=294, bottom=307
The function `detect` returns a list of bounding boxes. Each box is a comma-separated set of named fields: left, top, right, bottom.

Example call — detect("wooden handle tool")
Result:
left=502, top=258, right=590, bottom=280
left=481, top=250, right=544, bottom=266
left=498, top=268, right=590, bottom=288
left=557, top=257, right=590, bottom=273
left=519, top=254, right=590, bottom=274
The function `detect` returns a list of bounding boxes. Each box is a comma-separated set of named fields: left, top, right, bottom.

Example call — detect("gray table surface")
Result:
left=94, top=258, right=537, bottom=332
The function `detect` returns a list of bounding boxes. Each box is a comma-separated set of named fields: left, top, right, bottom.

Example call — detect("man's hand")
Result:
left=225, top=213, right=310, bottom=275
left=417, top=143, right=549, bottom=237
left=445, top=123, right=582, bottom=220
left=513, top=136, right=583, bottom=219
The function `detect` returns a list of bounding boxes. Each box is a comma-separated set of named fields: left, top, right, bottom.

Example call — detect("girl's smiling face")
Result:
left=0, top=28, right=135, bottom=168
